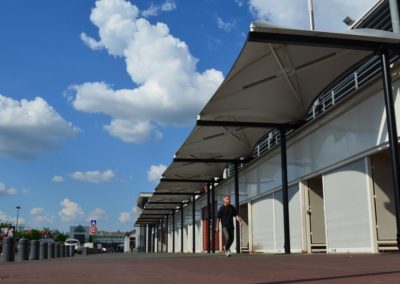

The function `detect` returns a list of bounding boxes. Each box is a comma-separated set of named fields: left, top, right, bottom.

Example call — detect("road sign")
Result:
left=90, top=220, right=96, bottom=226
left=89, top=225, right=97, bottom=234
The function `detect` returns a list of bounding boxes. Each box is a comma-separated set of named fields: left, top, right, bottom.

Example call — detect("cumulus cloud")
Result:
left=30, top=207, right=55, bottom=226
left=147, top=164, right=166, bottom=182
left=0, top=211, right=25, bottom=225
left=73, top=0, right=223, bottom=143
left=80, top=32, right=104, bottom=50
left=52, top=175, right=64, bottom=183
left=118, top=211, right=131, bottom=223
left=87, top=208, right=106, bottom=221
left=216, top=16, right=235, bottom=32
left=142, top=0, right=176, bottom=17
left=248, top=0, right=378, bottom=31
left=0, top=95, right=77, bottom=159
left=70, top=169, right=115, bottom=183
left=59, top=198, right=84, bottom=222
left=234, top=0, right=244, bottom=7
left=0, top=182, right=17, bottom=197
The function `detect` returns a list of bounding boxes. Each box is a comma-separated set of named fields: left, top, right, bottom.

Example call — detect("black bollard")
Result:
left=55, top=243, right=60, bottom=258
left=18, top=238, right=29, bottom=261
left=39, top=241, right=48, bottom=260
left=48, top=243, right=55, bottom=258
left=70, top=245, right=75, bottom=257
left=60, top=244, right=65, bottom=257
left=29, top=240, right=39, bottom=260
left=2, top=237, right=15, bottom=262
left=66, top=245, right=70, bottom=257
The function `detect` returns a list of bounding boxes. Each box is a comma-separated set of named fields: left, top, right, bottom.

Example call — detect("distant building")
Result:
left=92, top=231, right=126, bottom=252
left=69, top=225, right=89, bottom=243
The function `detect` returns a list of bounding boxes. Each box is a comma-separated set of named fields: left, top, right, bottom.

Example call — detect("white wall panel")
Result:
left=252, top=193, right=275, bottom=252
left=323, top=158, right=373, bottom=253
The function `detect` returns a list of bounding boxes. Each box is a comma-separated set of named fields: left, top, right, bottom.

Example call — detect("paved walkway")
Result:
left=1, top=253, right=400, bottom=283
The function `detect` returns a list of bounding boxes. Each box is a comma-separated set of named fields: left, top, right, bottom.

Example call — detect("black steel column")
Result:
left=234, top=163, right=240, bottom=254
left=181, top=203, right=184, bottom=253
left=280, top=128, right=291, bottom=254
left=152, top=225, right=155, bottom=252
left=380, top=49, right=400, bottom=249
left=166, top=216, right=169, bottom=253
left=144, top=224, right=147, bottom=253
left=211, top=181, right=216, bottom=253
left=192, top=194, right=196, bottom=253
left=207, top=182, right=211, bottom=253
left=160, top=218, right=164, bottom=253
left=172, top=211, right=175, bottom=253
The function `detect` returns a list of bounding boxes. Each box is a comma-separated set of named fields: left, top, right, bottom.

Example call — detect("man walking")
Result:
left=216, top=195, right=242, bottom=257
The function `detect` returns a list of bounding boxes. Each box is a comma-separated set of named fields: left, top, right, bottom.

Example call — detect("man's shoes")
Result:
left=226, top=250, right=231, bottom=257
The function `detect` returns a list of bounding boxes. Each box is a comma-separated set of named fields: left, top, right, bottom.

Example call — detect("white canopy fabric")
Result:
left=199, top=22, right=400, bottom=123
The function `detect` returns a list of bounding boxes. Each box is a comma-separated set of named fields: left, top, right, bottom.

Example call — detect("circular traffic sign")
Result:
left=90, top=225, right=97, bottom=234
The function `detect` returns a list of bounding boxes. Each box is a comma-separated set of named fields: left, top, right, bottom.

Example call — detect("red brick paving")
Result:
left=1, top=253, right=400, bottom=283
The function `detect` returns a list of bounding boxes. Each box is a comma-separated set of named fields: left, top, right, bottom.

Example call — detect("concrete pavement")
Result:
left=1, top=252, right=400, bottom=283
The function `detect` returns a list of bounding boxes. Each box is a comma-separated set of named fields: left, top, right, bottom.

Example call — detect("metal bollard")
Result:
left=2, top=237, right=15, bottom=262
left=55, top=243, right=60, bottom=258
left=18, top=238, right=29, bottom=261
left=70, top=245, right=75, bottom=257
left=60, top=244, right=65, bottom=257
left=39, top=241, right=48, bottom=260
left=66, top=245, right=70, bottom=257
left=29, top=240, right=39, bottom=260
left=48, top=243, right=55, bottom=258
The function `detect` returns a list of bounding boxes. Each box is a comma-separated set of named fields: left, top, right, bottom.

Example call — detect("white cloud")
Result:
left=52, top=175, right=64, bottom=183
left=0, top=182, right=17, bottom=197
left=0, top=95, right=77, bottom=159
left=147, top=164, right=166, bottom=182
left=80, top=32, right=104, bottom=50
left=0, top=211, right=25, bottom=226
left=248, top=0, right=379, bottom=31
left=142, top=0, right=176, bottom=17
left=59, top=198, right=84, bottom=222
left=87, top=208, right=106, bottom=221
left=234, top=0, right=244, bottom=7
left=216, top=16, right=235, bottom=32
left=73, top=0, right=223, bottom=143
left=70, top=169, right=115, bottom=183
left=30, top=207, right=55, bottom=226
left=118, top=211, right=131, bottom=223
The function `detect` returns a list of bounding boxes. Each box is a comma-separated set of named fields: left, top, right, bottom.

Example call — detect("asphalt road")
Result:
left=1, top=252, right=400, bottom=283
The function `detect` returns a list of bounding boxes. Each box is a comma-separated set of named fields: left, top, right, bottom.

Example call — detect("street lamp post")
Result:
left=16, top=206, right=21, bottom=236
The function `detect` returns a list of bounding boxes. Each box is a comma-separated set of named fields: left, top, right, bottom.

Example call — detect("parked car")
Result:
left=64, top=238, right=82, bottom=253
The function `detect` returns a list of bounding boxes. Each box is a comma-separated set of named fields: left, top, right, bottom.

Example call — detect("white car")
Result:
left=64, top=238, right=83, bottom=253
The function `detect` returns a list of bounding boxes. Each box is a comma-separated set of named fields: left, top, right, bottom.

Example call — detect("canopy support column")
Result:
left=211, top=181, right=216, bottom=253
left=207, top=182, right=211, bottom=253
left=145, top=224, right=149, bottom=253
left=234, top=162, right=241, bottom=254
left=172, top=211, right=175, bottom=253
left=166, top=216, right=169, bottom=253
left=192, top=194, right=196, bottom=253
left=181, top=203, right=184, bottom=253
left=161, top=218, right=164, bottom=253
left=280, top=128, right=291, bottom=254
left=380, top=49, right=400, bottom=249
left=152, top=225, right=155, bottom=253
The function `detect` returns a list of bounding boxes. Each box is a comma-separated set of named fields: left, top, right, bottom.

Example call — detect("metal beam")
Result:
left=153, top=192, right=202, bottom=195
left=147, top=202, right=183, bottom=205
left=197, top=119, right=304, bottom=129
left=161, top=178, right=210, bottom=183
left=234, top=163, right=240, bottom=254
left=247, top=31, right=400, bottom=51
left=280, top=128, right=291, bottom=254
left=380, top=49, right=400, bottom=249
left=174, top=157, right=250, bottom=164
left=143, top=208, right=177, bottom=211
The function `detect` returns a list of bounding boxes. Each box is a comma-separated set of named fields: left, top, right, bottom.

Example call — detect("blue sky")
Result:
left=0, top=0, right=377, bottom=232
